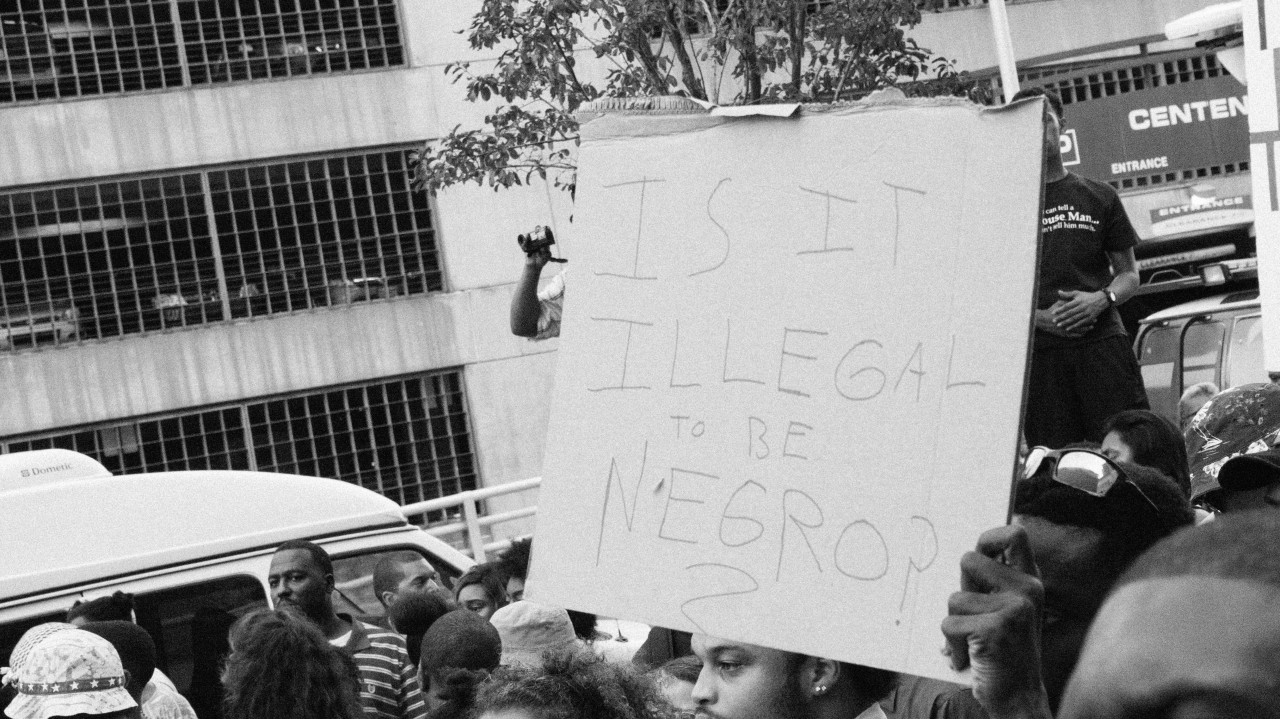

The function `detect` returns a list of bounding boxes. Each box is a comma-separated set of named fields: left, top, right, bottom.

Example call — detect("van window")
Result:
left=1227, top=315, right=1267, bottom=388
left=1138, top=325, right=1179, bottom=421
left=332, top=548, right=462, bottom=621
left=1182, top=320, right=1226, bottom=391
left=133, top=575, right=267, bottom=719
left=0, top=610, right=66, bottom=679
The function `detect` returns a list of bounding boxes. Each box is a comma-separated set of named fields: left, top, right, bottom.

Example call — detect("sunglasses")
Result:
left=1022, top=446, right=1160, bottom=514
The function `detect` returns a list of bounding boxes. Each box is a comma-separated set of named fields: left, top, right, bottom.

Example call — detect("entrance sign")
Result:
left=527, top=97, right=1044, bottom=680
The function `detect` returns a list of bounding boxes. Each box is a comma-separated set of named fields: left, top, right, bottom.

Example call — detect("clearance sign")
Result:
left=1064, top=72, right=1250, bottom=181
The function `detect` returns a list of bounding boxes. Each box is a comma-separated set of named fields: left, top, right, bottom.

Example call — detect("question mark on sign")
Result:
left=896, top=516, right=939, bottom=626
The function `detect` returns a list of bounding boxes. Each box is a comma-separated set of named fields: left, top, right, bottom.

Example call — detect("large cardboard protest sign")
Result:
left=527, top=97, right=1044, bottom=680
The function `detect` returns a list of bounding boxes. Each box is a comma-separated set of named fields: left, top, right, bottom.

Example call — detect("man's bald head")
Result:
left=1059, top=511, right=1280, bottom=719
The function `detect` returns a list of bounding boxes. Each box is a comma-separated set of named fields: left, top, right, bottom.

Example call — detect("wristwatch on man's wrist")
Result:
left=1103, top=289, right=1118, bottom=306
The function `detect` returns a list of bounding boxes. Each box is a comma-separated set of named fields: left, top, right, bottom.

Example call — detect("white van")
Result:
left=0, top=449, right=473, bottom=718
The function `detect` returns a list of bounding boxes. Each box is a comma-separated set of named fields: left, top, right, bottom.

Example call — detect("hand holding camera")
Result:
left=517, top=226, right=567, bottom=265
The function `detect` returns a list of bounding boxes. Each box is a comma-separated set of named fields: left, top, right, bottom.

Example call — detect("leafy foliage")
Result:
left=412, top=0, right=983, bottom=194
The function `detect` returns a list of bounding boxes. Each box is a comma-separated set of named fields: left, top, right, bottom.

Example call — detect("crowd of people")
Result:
left=9, top=87, right=1280, bottom=719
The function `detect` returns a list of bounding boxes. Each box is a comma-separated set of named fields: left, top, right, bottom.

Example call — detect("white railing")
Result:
left=401, top=477, right=541, bottom=562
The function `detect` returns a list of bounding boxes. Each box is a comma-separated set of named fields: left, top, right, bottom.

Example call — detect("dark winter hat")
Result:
left=418, top=610, right=501, bottom=676
left=79, top=621, right=156, bottom=699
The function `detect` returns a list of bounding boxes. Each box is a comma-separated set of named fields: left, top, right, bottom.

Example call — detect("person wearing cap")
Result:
left=267, top=540, right=426, bottom=719
left=1211, top=447, right=1280, bottom=512
left=1, top=624, right=75, bottom=713
left=1184, top=382, right=1280, bottom=506
left=416, top=610, right=501, bottom=719
left=387, top=591, right=454, bottom=669
left=78, top=622, right=195, bottom=719
left=5, top=628, right=139, bottom=719
left=489, top=601, right=580, bottom=670
left=927, top=449, right=1192, bottom=719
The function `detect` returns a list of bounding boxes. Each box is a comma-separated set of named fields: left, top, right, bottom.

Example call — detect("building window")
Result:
left=1, top=370, right=478, bottom=506
left=0, top=0, right=184, bottom=104
left=178, top=0, right=404, bottom=86
left=0, top=0, right=404, bottom=106
left=0, top=147, right=442, bottom=351
left=208, top=152, right=439, bottom=319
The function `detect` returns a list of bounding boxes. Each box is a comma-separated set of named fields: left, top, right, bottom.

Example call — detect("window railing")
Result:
left=0, top=371, right=478, bottom=507
left=0, top=147, right=442, bottom=352
left=0, top=0, right=404, bottom=105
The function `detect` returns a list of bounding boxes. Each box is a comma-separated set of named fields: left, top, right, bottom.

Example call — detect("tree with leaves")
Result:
left=413, top=0, right=982, bottom=194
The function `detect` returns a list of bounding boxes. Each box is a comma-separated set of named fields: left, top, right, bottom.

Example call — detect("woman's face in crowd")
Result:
left=457, top=584, right=496, bottom=620
left=1100, top=431, right=1134, bottom=464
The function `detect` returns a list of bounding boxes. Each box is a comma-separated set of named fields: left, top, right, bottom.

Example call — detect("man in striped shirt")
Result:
left=268, top=540, right=427, bottom=719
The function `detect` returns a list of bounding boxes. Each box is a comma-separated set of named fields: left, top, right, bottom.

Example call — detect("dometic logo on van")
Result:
left=1129, top=96, right=1248, bottom=131
left=19, top=463, right=75, bottom=478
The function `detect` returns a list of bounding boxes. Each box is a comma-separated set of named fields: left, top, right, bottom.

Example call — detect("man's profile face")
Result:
left=1016, top=515, right=1110, bottom=709
left=268, top=549, right=331, bottom=623
left=689, top=635, right=807, bottom=719
left=1058, top=576, right=1280, bottom=719
left=1042, top=106, right=1064, bottom=161
left=386, top=558, right=441, bottom=606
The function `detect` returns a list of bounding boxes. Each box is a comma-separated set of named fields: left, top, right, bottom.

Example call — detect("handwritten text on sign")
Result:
left=528, top=99, right=1045, bottom=680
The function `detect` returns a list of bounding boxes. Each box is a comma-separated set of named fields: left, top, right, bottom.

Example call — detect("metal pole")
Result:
left=989, top=0, right=1020, bottom=102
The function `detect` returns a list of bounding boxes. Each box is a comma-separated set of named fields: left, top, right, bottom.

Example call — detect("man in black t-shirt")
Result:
left=1013, top=88, right=1149, bottom=448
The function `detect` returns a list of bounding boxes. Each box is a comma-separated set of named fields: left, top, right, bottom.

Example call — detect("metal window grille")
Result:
left=208, top=151, right=440, bottom=318
left=1004, top=51, right=1228, bottom=107
left=178, top=0, right=403, bottom=86
left=0, top=147, right=441, bottom=352
left=0, top=0, right=403, bottom=105
left=1108, top=161, right=1250, bottom=191
left=0, top=0, right=183, bottom=103
left=0, top=173, right=219, bottom=349
left=5, top=406, right=247, bottom=473
left=0, top=370, right=479, bottom=505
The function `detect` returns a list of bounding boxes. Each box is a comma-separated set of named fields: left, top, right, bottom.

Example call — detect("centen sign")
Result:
left=1064, top=69, right=1249, bottom=180
left=1128, top=96, right=1247, bottom=130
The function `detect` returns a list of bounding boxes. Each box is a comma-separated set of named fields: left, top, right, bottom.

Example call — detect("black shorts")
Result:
left=1024, top=333, right=1150, bottom=449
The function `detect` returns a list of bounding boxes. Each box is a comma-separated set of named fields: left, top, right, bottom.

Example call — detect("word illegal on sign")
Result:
left=584, top=318, right=985, bottom=403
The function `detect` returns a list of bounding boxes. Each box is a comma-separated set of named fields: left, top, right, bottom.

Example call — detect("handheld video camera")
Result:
left=517, top=226, right=567, bottom=263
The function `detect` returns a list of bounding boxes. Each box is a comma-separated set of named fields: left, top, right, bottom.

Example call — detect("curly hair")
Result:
left=473, top=648, right=678, bottom=719
left=221, top=609, right=362, bottom=719
left=496, top=538, right=532, bottom=582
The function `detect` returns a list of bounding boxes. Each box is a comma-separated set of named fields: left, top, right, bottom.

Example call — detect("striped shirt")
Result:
left=336, top=615, right=427, bottom=719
